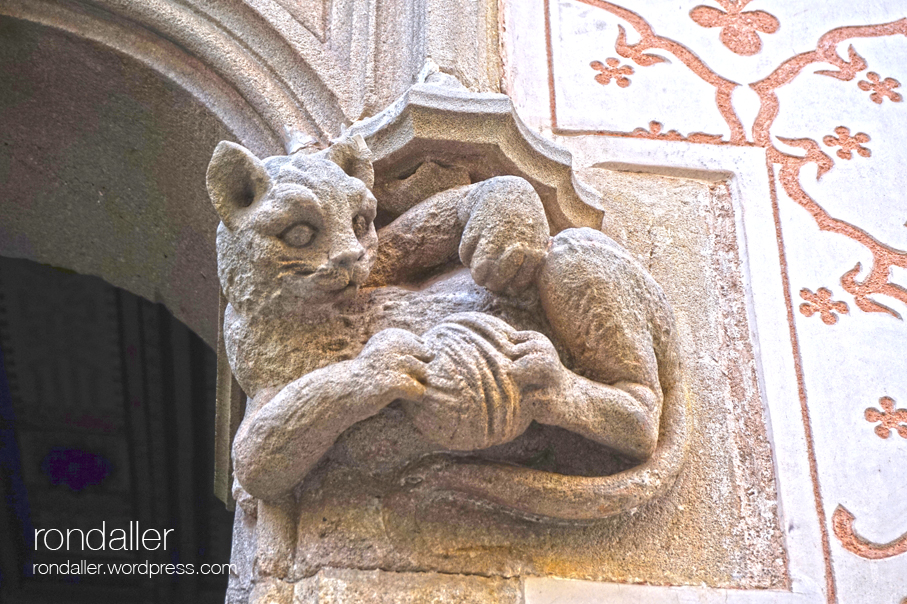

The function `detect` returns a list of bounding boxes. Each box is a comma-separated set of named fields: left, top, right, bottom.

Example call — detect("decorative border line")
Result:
left=549, top=126, right=754, bottom=145
left=766, top=156, right=837, bottom=602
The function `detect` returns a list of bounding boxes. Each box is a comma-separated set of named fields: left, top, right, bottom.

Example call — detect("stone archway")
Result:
left=0, top=13, right=278, bottom=348
left=0, top=0, right=501, bottom=347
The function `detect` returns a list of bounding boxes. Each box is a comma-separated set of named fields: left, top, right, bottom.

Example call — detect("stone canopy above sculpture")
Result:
left=207, top=83, right=689, bottom=603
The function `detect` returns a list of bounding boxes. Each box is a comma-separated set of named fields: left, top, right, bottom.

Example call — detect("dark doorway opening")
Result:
left=0, top=256, right=232, bottom=603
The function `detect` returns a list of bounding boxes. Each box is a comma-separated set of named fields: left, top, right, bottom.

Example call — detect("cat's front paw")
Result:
left=458, top=176, right=550, bottom=295
left=355, top=328, right=435, bottom=406
left=506, top=329, right=565, bottom=393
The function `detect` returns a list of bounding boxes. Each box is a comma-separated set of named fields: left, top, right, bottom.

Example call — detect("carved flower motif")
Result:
left=799, top=287, right=848, bottom=325
left=590, top=58, right=634, bottom=88
left=857, top=72, right=903, bottom=104
left=823, top=126, right=871, bottom=160
left=690, top=0, right=780, bottom=56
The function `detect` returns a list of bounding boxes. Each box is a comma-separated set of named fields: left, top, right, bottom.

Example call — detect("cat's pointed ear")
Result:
left=207, top=141, right=271, bottom=230
left=317, top=134, right=374, bottom=189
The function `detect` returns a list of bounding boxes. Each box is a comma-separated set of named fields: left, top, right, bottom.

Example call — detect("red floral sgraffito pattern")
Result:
left=689, top=0, right=779, bottom=56
left=823, top=126, right=871, bottom=160
left=590, top=58, right=634, bottom=87
left=799, top=287, right=849, bottom=325
left=632, top=121, right=724, bottom=143
left=865, top=397, right=907, bottom=439
left=561, top=3, right=907, bottom=322
left=858, top=72, right=903, bottom=104
left=553, top=1, right=907, bottom=581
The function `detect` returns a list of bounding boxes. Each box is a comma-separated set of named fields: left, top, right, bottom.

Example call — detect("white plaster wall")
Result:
left=503, top=1, right=907, bottom=602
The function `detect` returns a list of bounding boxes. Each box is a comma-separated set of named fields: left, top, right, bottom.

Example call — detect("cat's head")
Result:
left=207, top=137, right=377, bottom=315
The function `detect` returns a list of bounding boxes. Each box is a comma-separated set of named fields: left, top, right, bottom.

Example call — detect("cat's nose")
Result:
left=329, top=242, right=365, bottom=266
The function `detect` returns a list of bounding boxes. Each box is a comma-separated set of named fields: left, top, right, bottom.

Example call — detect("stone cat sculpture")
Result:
left=207, top=136, right=687, bottom=525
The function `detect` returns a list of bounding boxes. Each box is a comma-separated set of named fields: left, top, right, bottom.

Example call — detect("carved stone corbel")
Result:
left=209, top=81, right=690, bottom=602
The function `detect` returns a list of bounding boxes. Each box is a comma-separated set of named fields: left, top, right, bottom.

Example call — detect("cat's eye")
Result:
left=280, top=223, right=316, bottom=247
left=352, top=214, right=370, bottom=239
